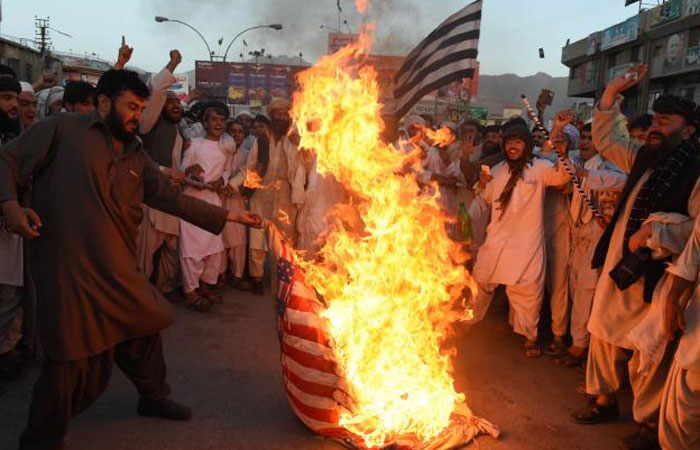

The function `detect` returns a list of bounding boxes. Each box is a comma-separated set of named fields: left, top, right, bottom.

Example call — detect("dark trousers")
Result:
left=19, top=333, right=170, bottom=450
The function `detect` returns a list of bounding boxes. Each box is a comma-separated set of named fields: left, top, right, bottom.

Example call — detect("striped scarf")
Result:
left=624, top=139, right=697, bottom=254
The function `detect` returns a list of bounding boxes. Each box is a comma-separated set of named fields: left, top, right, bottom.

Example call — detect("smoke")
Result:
left=142, top=0, right=427, bottom=62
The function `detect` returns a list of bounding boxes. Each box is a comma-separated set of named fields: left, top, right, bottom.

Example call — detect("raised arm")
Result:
left=592, top=65, right=648, bottom=172
left=582, top=162, right=627, bottom=192
left=140, top=50, right=181, bottom=134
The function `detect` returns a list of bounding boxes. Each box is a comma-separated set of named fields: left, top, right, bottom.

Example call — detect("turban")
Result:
left=267, top=97, right=290, bottom=116
left=37, top=86, right=65, bottom=120
left=562, top=124, right=580, bottom=150
left=653, top=94, right=700, bottom=128
left=0, top=76, right=21, bottom=94
left=19, top=81, right=34, bottom=94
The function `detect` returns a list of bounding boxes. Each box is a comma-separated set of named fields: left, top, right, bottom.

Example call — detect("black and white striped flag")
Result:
left=393, top=0, right=481, bottom=119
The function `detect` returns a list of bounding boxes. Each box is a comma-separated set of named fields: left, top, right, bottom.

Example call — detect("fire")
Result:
left=290, top=31, right=477, bottom=448
left=425, top=126, right=456, bottom=149
left=356, top=0, right=368, bottom=13
left=243, top=169, right=264, bottom=189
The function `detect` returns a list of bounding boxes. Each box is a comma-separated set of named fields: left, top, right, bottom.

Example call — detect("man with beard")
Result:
left=481, top=125, right=503, bottom=159
left=0, top=69, right=261, bottom=450
left=62, top=80, right=95, bottom=114
left=0, top=70, right=25, bottom=381
left=246, top=98, right=305, bottom=294
left=467, top=116, right=571, bottom=358
left=556, top=123, right=626, bottom=368
left=19, top=82, right=38, bottom=130
left=573, top=65, right=700, bottom=450
left=135, top=49, right=186, bottom=299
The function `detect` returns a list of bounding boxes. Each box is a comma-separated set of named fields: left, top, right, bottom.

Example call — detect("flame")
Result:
left=425, top=126, right=456, bottom=149
left=356, top=0, right=368, bottom=13
left=243, top=169, right=264, bottom=189
left=290, top=30, right=477, bottom=448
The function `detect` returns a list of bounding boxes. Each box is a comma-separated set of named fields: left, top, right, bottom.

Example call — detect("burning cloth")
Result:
left=265, top=222, right=499, bottom=449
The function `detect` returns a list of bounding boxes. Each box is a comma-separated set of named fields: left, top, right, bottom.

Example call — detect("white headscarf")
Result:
left=36, top=86, right=65, bottom=120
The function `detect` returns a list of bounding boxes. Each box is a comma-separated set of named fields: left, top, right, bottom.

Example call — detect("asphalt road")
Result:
left=0, top=288, right=636, bottom=450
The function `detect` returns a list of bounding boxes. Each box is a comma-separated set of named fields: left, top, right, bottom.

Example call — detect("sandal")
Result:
left=553, top=352, right=587, bottom=368
left=186, top=295, right=212, bottom=313
left=572, top=402, right=619, bottom=424
left=524, top=343, right=542, bottom=359
left=544, top=340, right=567, bottom=357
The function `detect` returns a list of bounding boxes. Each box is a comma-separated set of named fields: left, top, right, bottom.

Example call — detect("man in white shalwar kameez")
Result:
left=468, top=118, right=571, bottom=358
left=659, top=213, right=700, bottom=449
left=247, top=98, right=305, bottom=295
left=557, top=123, right=626, bottom=367
left=573, top=66, right=700, bottom=450
left=179, top=103, right=234, bottom=311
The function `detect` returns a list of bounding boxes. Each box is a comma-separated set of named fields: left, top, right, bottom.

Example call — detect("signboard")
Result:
left=601, top=15, right=640, bottom=50
left=328, top=33, right=359, bottom=54
left=502, top=106, right=522, bottom=119
left=465, top=104, right=488, bottom=123
left=686, top=0, right=700, bottom=16
left=686, top=45, right=700, bottom=69
left=650, top=0, right=681, bottom=26
left=195, top=61, right=304, bottom=105
left=169, top=73, right=189, bottom=101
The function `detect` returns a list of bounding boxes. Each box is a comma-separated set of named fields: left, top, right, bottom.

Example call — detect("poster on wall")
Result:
left=663, top=32, right=686, bottom=73
left=586, top=33, right=599, bottom=56
left=651, top=0, right=681, bottom=26
left=601, top=16, right=640, bottom=50
left=685, top=45, right=700, bottom=69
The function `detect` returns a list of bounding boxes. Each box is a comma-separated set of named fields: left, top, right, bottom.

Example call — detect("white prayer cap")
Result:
left=20, top=81, right=34, bottom=94
left=36, top=86, right=65, bottom=120
left=237, top=109, right=253, bottom=118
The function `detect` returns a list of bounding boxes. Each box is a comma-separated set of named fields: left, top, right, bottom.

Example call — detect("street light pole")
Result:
left=223, top=24, right=282, bottom=63
left=155, top=16, right=213, bottom=61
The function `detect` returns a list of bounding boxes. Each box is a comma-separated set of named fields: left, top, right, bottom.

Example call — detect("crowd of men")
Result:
left=0, top=37, right=700, bottom=450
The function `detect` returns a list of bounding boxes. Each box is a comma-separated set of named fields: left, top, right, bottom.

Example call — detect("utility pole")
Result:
left=34, top=16, right=51, bottom=71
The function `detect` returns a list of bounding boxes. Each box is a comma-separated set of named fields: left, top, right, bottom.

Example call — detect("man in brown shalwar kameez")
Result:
left=0, top=69, right=261, bottom=450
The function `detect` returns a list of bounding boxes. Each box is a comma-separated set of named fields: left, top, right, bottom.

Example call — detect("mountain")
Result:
left=474, top=72, right=589, bottom=123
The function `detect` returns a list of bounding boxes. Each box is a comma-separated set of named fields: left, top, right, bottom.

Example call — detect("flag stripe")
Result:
left=395, top=68, right=475, bottom=119
left=400, top=3, right=482, bottom=74
left=282, top=321, right=332, bottom=347
left=396, top=57, right=478, bottom=111
left=286, top=379, right=342, bottom=410
left=395, top=48, right=478, bottom=98
left=287, top=401, right=348, bottom=437
left=283, top=366, right=341, bottom=398
left=392, top=0, right=481, bottom=118
left=282, top=355, right=341, bottom=386
left=283, top=342, right=338, bottom=373
left=286, top=389, right=340, bottom=423
left=284, top=334, right=333, bottom=358
left=396, top=21, right=480, bottom=85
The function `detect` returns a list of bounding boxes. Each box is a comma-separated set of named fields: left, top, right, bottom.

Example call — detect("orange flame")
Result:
left=291, top=30, right=477, bottom=448
left=243, top=170, right=264, bottom=189
left=356, top=0, right=368, bottom=14
left=425, top=126, right=456, bottom=148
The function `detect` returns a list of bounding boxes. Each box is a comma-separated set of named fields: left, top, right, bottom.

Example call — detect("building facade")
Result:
left=562, top=0, right=700, bottom=117
left=0, top=36, right=62, bottom=82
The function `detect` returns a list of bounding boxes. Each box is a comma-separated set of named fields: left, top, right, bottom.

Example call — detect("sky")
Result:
left=1, top=0, right=640, bottom=76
